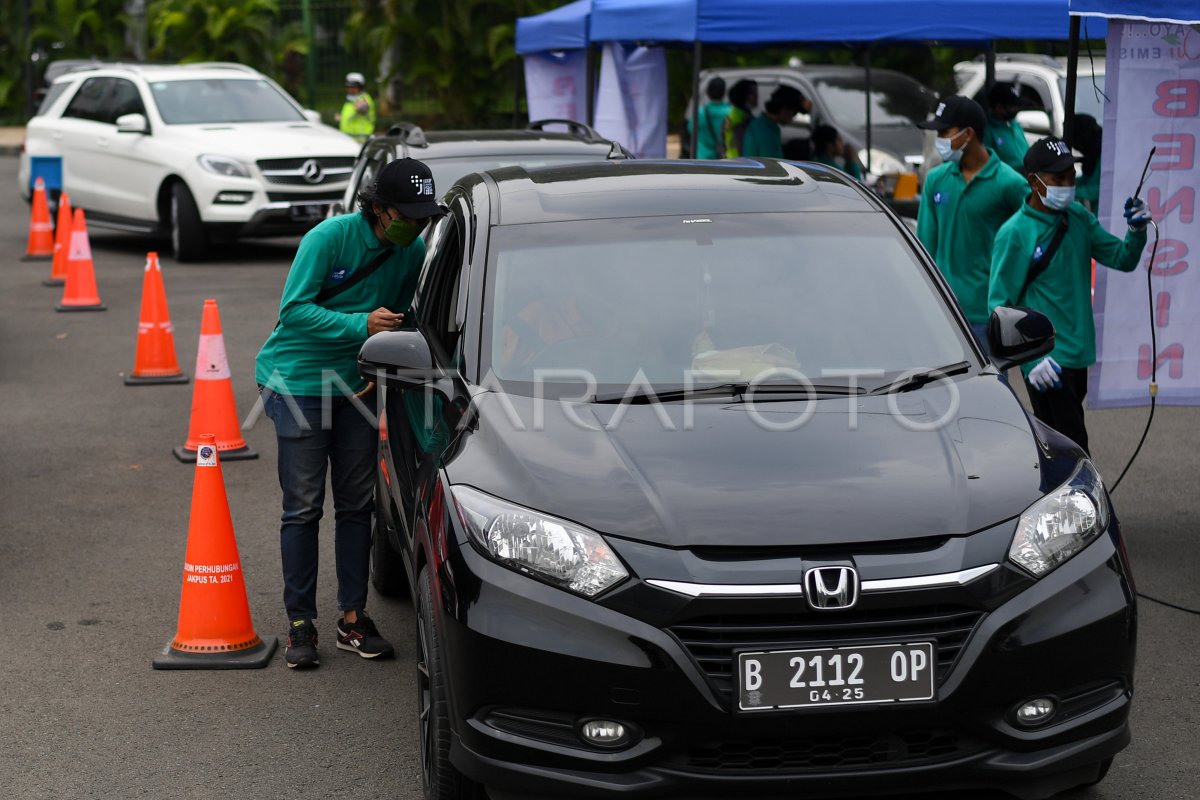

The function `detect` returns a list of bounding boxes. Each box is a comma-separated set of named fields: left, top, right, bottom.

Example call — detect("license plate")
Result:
left=290, top=204, right=326, bottom=221
left=737, top=642, right=935, bottom=712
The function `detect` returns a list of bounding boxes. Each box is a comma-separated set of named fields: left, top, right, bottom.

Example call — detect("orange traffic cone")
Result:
left=153, top=434, right=276, bottom=669
left=43, top=192, right=73, bottom=287
left=22, top=177, right=55, bottom=261
left=126, top=252, right=189, bottom=385
left=173, top=299, right=257, bottom=462
left=55, top=208, right=106, bottom=312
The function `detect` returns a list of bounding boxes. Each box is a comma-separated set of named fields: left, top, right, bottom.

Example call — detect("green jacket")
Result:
left=339, top=92, right=376, bottom=138
left=256, top=213, right=426, bottom=396
left=917, top=149, right=1029, bottom=324
left=983, top=116, right=1029, bottom=172
left=687, top=100, right=731, bottom=159
left=741, top=114, right=783, bottom=159
left=989, top=199, right=1147, bottom=372
left=1076, top=167, right=1101, bottom=210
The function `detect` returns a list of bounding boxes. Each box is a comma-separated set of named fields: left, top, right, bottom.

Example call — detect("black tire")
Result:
left=371, top=509, right=409, bottom=597
left=170, top=182, right=208, bottom=262
left=416, top=567, right=483, bottom=800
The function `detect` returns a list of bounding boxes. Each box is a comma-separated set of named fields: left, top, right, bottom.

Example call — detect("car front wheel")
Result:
left=416, top=566, right=482, bottom=800
left=170, top=182, right=208, bottom=262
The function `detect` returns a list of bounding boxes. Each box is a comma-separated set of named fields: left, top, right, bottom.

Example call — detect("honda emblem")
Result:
left=803, top=567, right=859, bottom=611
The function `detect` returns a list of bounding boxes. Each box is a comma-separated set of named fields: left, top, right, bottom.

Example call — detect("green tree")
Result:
left=29, top=0, right=132, bottom=62
left=146, top=0, right=281, bottom=71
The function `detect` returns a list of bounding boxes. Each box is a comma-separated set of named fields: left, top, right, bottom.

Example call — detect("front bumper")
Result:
left=433, top=521, right=1135, bottom=800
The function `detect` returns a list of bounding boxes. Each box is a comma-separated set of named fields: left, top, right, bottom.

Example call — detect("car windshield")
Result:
left=812, top=74, right=936, bottom=129
left=148, top=78, right=305, bottom=124
left=1061, top=74, right=1107, bottom=124
left=484, top=212, right=971, bottom=398
left=428, top=154, right=611, bottom=191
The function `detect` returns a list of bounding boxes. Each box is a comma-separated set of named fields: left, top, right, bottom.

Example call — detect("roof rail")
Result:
left=527, top=118, right=605, bottom=144
left=972, top=53, right=1062, bottom=69
left=174, top=62, right=261, bottom=73
left=384, top=121, right=428, bottom=147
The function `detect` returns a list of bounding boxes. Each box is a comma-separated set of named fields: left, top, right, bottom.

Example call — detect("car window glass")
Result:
left=1061, top=74, right=1106, bottom=123
left=36, top=83, right=69, bottom=116
left=420, top=209, right=467, bottom=360
left=484, top=213, right=969, bottom=395
left=148, top=78, right=305, bottom=124
left=63, top=78, right=112, bottom=123
left=107, top=79, right=146, bottom=123
left=812, top=74, right=936, bottom=129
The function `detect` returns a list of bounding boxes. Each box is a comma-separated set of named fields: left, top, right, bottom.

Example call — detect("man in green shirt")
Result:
left=989, top=138, right=1150, bottom=454
left=982, top=83, right=1030, bottom=172
left=741, top=85, right=810, bottom=160
left=687, top=77, right=730, bottom=159
left=811, top=124, right=863, bottom=180
left=917, top=96, right=1029, bottom=351
left=337, top=71, right=376, bottom=141
left=722, top=79, right=758, bottom=159
left=256, top=158, right=443, bottom=669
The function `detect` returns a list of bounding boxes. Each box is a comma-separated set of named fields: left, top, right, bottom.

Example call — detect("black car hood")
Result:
left=445, top=376, right=1056, bottom=548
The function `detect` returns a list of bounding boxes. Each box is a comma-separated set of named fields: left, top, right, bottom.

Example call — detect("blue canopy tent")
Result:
left=515, top=0, right=591, bottom=54
left=583, top=0, right=1097, bottom=163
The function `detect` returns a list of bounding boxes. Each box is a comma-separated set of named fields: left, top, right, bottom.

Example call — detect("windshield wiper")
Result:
left=870, top=361, right=971, bottom=395
left=591, top=382, right=864, bottom=404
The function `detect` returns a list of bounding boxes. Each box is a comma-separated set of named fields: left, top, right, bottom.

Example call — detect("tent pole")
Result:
left=513, top=57, right=522, bottom=128
left=985, top=41, right=996, bottom=92
left=1064, top=16, right=1081, bottom=145
left=586, top=45, right=596, bottom=126
left=692, top=41, right=703, bottom=159
left=863, top=45, right=873, bottom=175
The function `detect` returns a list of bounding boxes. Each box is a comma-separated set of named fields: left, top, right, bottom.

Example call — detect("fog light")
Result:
left=579, top=719, right=629, bottom=748
left=214, top=191, right=252, bottom=204
left=1015, top=697, right=1057, bottom=726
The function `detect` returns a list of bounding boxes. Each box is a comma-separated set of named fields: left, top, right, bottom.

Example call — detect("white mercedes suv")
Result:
left=19, top=62, right=362, bottom=261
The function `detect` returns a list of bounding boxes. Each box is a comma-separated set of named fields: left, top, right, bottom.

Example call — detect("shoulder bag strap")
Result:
left=1021, top=214, right=1069, bottom=300
left=314, top=247, right=394, bottom=304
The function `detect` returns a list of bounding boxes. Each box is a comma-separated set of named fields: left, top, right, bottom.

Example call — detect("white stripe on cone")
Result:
left=194, top=334, right=232, bottom=381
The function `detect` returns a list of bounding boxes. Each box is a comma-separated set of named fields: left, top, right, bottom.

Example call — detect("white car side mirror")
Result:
left=116, top=113, right=149, bottom=134
left=303, top=109, right=323, bottom=124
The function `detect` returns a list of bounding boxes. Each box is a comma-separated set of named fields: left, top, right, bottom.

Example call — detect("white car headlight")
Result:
left=197, top=154, right=250, bottom=178
left=1009, top=461, right=1110, bottom=577
left=451, top=485, right=628, bottom=598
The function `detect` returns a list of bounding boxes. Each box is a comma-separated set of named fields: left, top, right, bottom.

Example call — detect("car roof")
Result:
left=702, top=64, right=924, bottom=83
left=474, top=159, right=881, bottom=225
left=955, top=55, right=1105, bottom=76
left=52, top=62, right=269, bottom=84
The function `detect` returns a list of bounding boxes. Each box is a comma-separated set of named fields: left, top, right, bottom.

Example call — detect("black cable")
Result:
left=1137, top=592, right=1200, bottom=616
left=1109, top=219, right=1158, bottom=493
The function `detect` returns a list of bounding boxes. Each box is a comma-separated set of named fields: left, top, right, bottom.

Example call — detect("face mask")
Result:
left=1037, top=177, right=1076, bottom=211
left=934, top=129, right=967, bottom=164
left=384, top=217, right=422, bottom=247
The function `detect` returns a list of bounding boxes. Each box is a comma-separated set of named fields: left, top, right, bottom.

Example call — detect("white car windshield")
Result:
left=149, top=78, right=306, bottom=124
left=484, top=212, right=971, bottom=396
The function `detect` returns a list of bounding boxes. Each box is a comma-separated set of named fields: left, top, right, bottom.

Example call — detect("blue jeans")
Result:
left=970, top=322, right=992, bottom=357
left=261, top=388, right=377, bottom=622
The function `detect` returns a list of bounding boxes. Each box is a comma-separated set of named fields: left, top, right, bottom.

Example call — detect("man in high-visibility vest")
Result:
left=337, top=72, right=376, bottom=141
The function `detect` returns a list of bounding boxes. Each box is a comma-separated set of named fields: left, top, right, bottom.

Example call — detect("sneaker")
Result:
left=285, top=619, right=319, bottom=669
left=336, top=611, right=395, bottom=659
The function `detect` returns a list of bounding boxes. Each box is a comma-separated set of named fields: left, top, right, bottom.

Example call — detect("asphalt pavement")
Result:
left=0, top=154, right=1196, bottom=799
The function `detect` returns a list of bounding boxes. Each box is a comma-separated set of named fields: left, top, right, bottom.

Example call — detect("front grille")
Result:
left=266, top=190, right=343, bottom=203
left=257, top=157, right=354, bottom=186
left=669, top=605, right=984, bottom=699
left=680, top=729, right=983, bottom=772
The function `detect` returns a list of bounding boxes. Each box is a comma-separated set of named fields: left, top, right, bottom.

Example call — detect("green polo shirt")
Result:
left=917, top=149, right=1029, bottom=324
left=989, top=199, right=1147, bottom=372
left=741, top=114, right=783, bottom=159
left=983, top=116, right=1029, bottom=172
left=688, top=100, right=731, bottom=159
left=1077, top=167, right=1101, bottom=210
left=256, top=212, right=426, bottom=396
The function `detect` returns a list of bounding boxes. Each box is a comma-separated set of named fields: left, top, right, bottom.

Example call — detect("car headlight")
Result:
left=197, top=154, right=250, bottom=178
left=451, top=485, right=628, bottom=598
left=861, top=148, right=910, bottom=177
left=1009, top=461, right=1110, bottom=577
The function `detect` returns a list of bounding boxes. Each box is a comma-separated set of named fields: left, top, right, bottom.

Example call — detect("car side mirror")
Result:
left=302, top=109, right=323, bottom=124
left=359, top=330, right=439, bottom=385
left=987, top=306, right=1055, bottom=372
left=115, top=113, right=149, bottom=134
left=1015, top=109, right=1051, bottom=137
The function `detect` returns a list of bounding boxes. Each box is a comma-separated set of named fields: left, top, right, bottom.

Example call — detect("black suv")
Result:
left=360, top=159, right=1133, bottom=800
left=332, top=119, right=631, bottom=216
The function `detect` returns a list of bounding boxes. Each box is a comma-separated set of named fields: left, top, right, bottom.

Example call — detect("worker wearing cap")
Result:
left=256, top=158, right=445, bottom=669
left=917, top=95, right=1029, bottom=352
left=741, top=85, right=810, bottom=159
left=989, top=137, right=1150, bottom=455
left=337, top=72, right=376, bottom=140
left=983, top=83, right=1030, bottom=172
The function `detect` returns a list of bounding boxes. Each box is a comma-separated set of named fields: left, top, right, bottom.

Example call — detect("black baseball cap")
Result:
left=1024, top=137, right=1079, bottom=175
left=987, top=82, right=1022, bottom=108
left=368, top=158, right=445, bottom=219
left=918, top=95, right=987, bottom=136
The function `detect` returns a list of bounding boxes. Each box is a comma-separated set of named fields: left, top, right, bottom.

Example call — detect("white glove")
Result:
left=1028, top=357, right=1063, bottom=392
